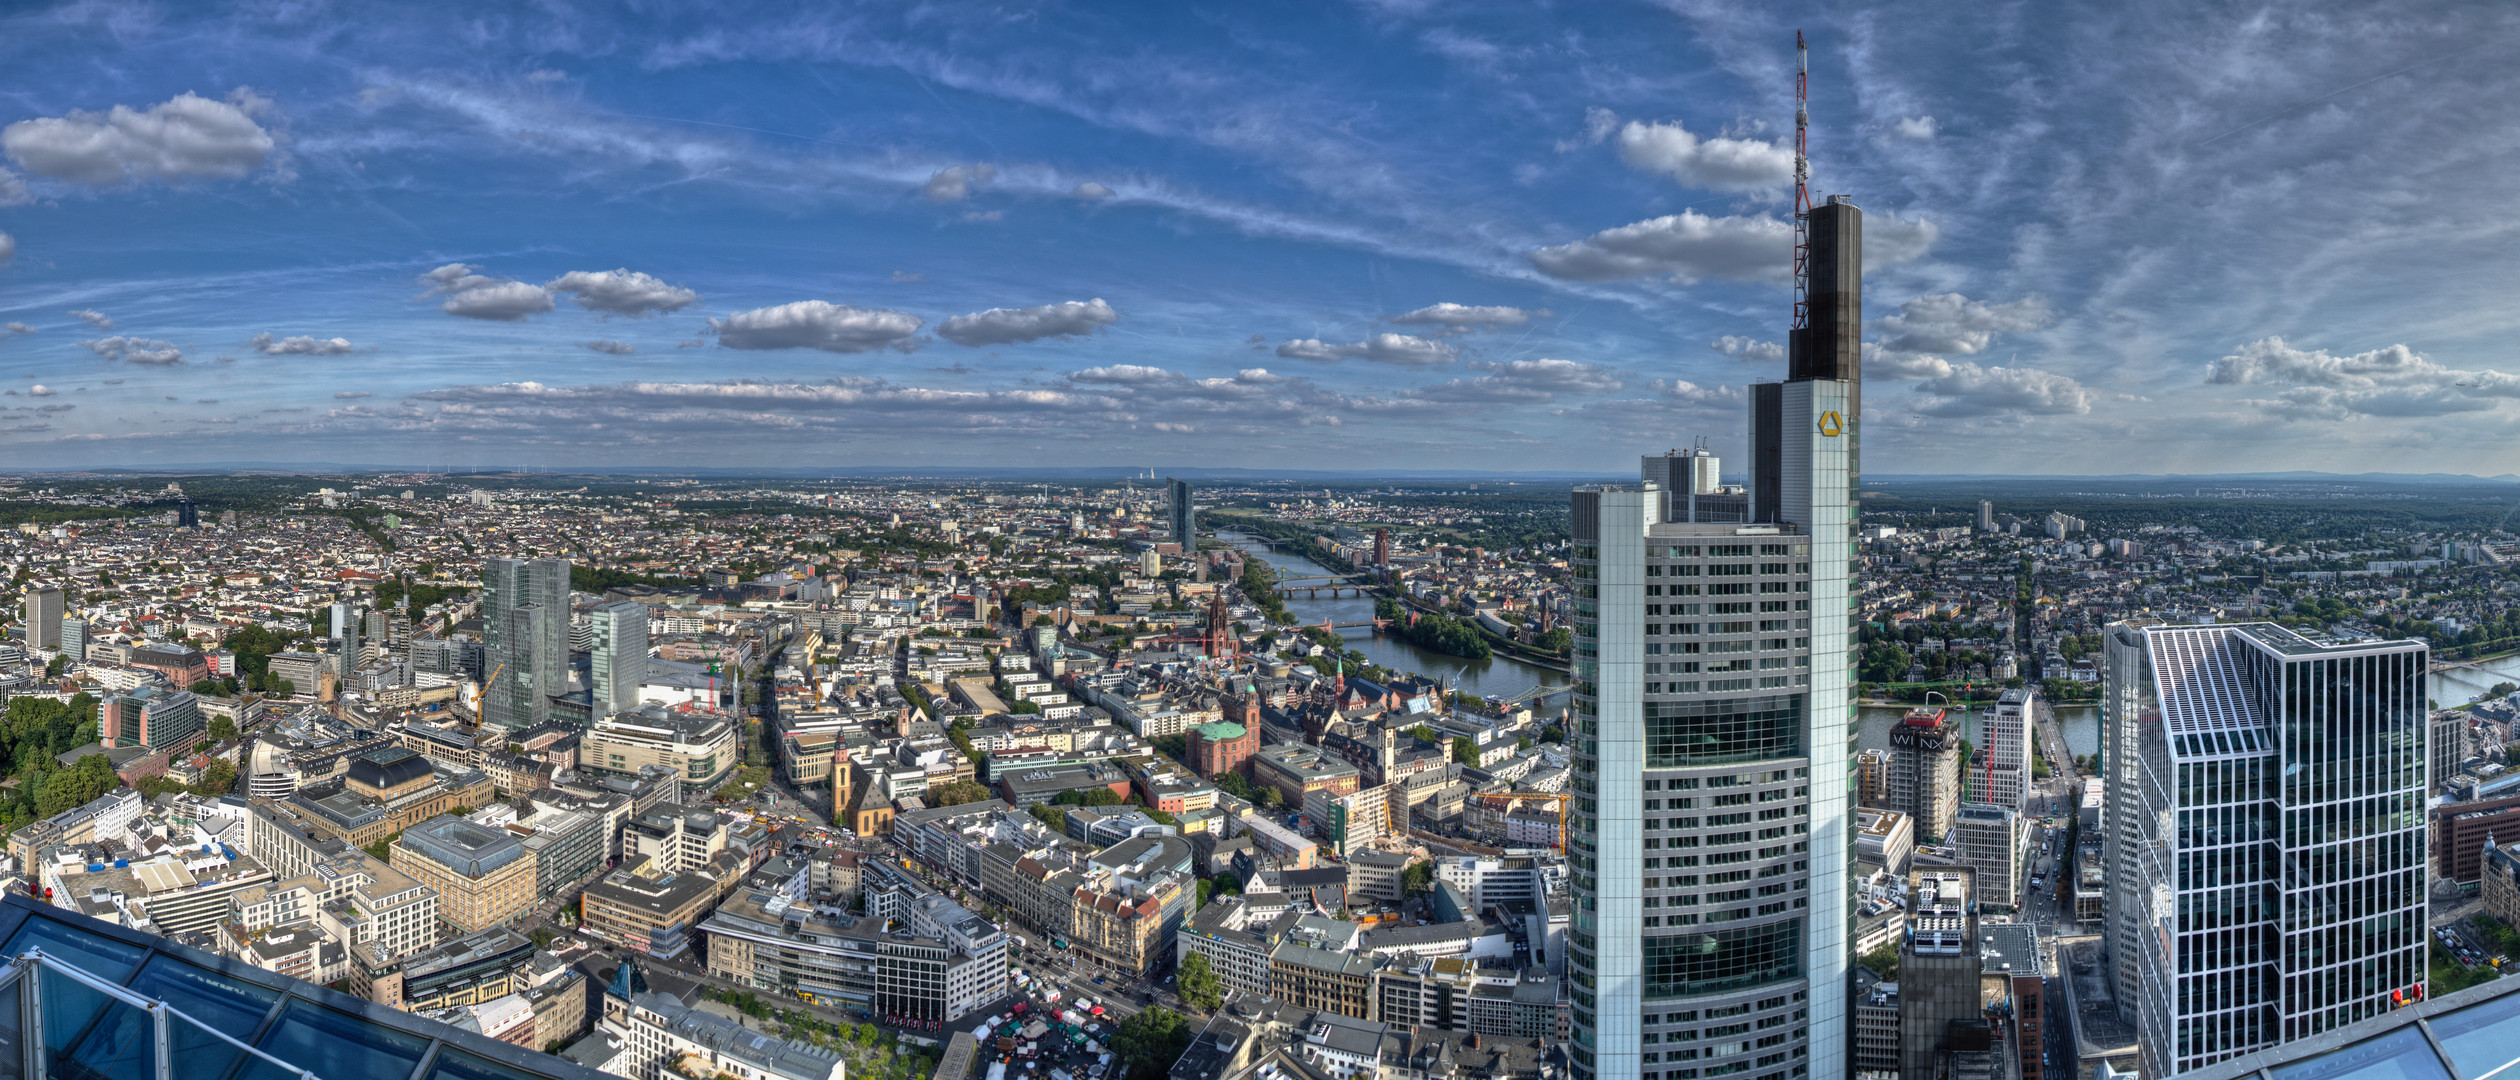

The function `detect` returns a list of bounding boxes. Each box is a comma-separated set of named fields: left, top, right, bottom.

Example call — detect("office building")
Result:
left=60, top=616, right=87, bottom=662
left=590, top=599, right=650, bottom=715
left=1167, top=477, right=1195, bottom=548
left=23, top=584, right=63, bottom=651
left=581, top=863, right=719, bottom=962
left=102, top=684, right=204, bottom=752
left=2124, top=623, right=2428, bottom=1076
left=1978, top=500, right=1995, bottom=533
left=1981, top=688, right=2035, bottom=812
left=393, top=814, right=539, bottom=933
left=1899, top=867, right=1983, bottom=1080
left=583, top=705, right=737, bottom=800
left=2099, top=617, right=2158, bottom=1018
left=481, top=557, right=570, bottom=730
left=1949, top=804, right=2022, bottom=909
left=1565, top=197, right=1861, bottom=1080
left=1642, top=445, right=1747, bottom=523
left=599, top=959, right=846, bottom=1080
left=702, top=889, right=1007, bottom=1025
left=1887, top=706, right=1961, bottom=843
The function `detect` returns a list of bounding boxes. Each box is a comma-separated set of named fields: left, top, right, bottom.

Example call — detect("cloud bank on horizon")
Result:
left=0, top=0, right=2515, bottom=474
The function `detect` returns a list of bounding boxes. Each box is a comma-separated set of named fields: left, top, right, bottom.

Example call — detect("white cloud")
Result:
left=1275, top=333, right=1458, bottom=366
left=583, top=339, right=636, bottom=355
left=1867, top=215, right=1942, bottom=267
left=2206, top=337, right=2520, bottom=416
left=78, top=336, right=183, bottom=365
left=1912, top=362, right=2096, bottom=417
left=1, top=90, right=277, bottom=185
left=889, top=271, right=924, bottom=283
left=1390, top=303, right=1534, bottom=329
left=710, top=301, right=924, bottom=352
left=961, top=209, right=1003, bottom=222
left=937, top=299, right=1119, bottom=346
left=0, top=171, right=27, bottom=206
left=28, top=385, right=52, bottom=397
left=1615, top=120, right=1794, bottom=191
left=1651, top=378, right=1745, bottom=407
left=1414, top=357, right=1621, bottom=402
left=1892, top=116, right=1939, bottom=140
left=250, top=332, right=354, bottom=356
left=1555, top=106, right=1620, bottom=153
left=1530, top=210, right=1791, bottom=283
left=334, top=391, right=371, bottom=399
left=1877, top=293, right=2052, bottom=356
left=921, top=163, right=996, bottom=202
left=1710, top=336, right=1783, bottom=362
left=420, top=263, right=554, bottom=321
left=546, top=269, right=699, bottom=315
left=1072, top=182, right=1114, bottom=199
left=3, top=323, right=28, bottom=335
left=67, top=309, right=112, bottom=330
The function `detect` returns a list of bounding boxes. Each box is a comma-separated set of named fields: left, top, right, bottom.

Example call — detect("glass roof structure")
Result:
left=0, top=890, right=612, bottom=1080
left=2186, top=972, right=2520, bottom=1080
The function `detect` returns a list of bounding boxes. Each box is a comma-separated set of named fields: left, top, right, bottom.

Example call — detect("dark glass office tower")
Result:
left=1167, top=478, right=1195, bottom=549
left=482, top=556, right=569, bottom=730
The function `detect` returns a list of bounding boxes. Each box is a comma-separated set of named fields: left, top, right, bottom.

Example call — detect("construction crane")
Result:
left=1467, top=791, right=1571, bottom=852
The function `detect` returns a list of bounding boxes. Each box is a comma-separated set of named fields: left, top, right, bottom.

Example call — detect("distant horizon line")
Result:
left=2, top=463, right=2516, bottom=485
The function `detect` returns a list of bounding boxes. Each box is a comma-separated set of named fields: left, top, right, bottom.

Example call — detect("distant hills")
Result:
left=8, top=464, right=2518, bottom=485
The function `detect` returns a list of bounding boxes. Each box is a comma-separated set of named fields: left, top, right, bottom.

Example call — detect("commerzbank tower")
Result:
left=1565, top=34, right=1861, bottom=1080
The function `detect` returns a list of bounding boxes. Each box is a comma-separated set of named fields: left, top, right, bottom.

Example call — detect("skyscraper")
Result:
left=1565, top=197, right=1861, bottom=1080
left=591, top=599, right=650, bottom=716
left=481, top=557, right=569, bottom=730
left=331, top=600, right=361, bottom=682
left=22, top=584, right=62, bottom=652
left=1978, top=499, right=1995, bottom=533
left=177, top=497, right=199, bottom=529
left=1166, top=477, right=1195, bottom=549
left=2098, top=618, right=2158, bottom=1019
left=2119, top=623, right=2428, bottom=1076
left=1981, top=687, right=2035, bottom=811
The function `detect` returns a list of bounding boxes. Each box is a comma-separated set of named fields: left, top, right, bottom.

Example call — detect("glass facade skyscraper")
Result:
left=481, top=557, right=569, bottom=731
left=590, top=599, right=649, bottom=717
left=1566, top=199, right=1860, bottom=1080
left=2123, top=622, right=2429, bottom=1076
left=1166, top=478, right=1194, bottom=549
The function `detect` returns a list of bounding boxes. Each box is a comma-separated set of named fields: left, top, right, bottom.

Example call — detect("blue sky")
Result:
left=3, top=0, right=2518, bottom=475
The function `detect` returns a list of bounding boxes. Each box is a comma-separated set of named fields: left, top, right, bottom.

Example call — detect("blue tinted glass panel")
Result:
left=0, top=980, right=24, bottom=1080
left=2270, top=1026, right=2451, bottom=1080
left=2425, top=991, right=2520, bottom=1080
left=55, top=994, right=151, bottom=1080
left=3, top=918, right=147, bottom=983
left=131, top=956, right=282, bottom=1080
left=427, top=1047, right=548, bottom=1080
left=236, top=997, right=429, bottom=1080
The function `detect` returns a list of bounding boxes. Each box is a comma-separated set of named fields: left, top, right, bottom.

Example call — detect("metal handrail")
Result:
left=13, top=947, right=320, bottom=1080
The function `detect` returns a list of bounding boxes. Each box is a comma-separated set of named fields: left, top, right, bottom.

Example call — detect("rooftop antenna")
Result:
left=1793, top=29, right=1811, bottom=333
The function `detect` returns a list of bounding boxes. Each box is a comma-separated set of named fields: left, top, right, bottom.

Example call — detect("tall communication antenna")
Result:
left=1792, top=30, right=1811, bottom=332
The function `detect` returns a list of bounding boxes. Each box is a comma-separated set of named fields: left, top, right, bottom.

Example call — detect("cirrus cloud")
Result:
left=937, top=298, right=1118, bottom=346
left=67, top=309, right=112, bottom=330
left=710, top=300, right=923, bottom=352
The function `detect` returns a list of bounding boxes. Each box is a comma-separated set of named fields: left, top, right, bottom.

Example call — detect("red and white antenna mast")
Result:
left=1792, top=30, right=1811, bottom=332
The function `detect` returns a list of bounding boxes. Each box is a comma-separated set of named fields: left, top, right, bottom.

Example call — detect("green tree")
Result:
left=926, top=780, right=994, bottom=807
left=1401, top=859, right=1436, bottom=897
left=1256, top=786, right=1282, bottom=811
left=1176, top=952, right=1222, bottom=1012
left=205, top=716, right=239, bottom=743
left=1451, top=736, right=1480, bottom=766
left=1113, top=1007, right=1192, bottom=1080
left=1859, top=942, right=1900, bottom=982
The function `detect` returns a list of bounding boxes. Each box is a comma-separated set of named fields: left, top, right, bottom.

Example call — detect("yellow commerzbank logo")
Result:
left=1818, top=410, right=1843, bottom=437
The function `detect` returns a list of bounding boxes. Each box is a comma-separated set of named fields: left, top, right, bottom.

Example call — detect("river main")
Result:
left=1222, top=532, right=1570, bottom=717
